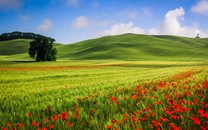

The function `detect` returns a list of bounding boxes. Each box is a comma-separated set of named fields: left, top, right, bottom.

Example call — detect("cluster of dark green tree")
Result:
left=0, top=31, right=54, bottom=41
left=28, top=36, right=57, bottom=61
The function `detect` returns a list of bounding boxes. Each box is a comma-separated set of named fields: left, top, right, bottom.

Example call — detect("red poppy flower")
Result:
left=112, top=120, right=117, bottom=124
left=61, top=112, right=67, bottom=120
left=124, top=117, right=129, bottom=122
left=151, top=120, right=161, bottom=127
left=66, top=122, right=73, bottom=127
left=15, top=123, right=24, bottom=128
left=7, top=122, right=11, bottom=127
left=110, top=96, right=117, bottom=102
left=108, top=125, right=112, bottom=129
left=170, top=123, right=179, bottom=130
left=191, top=116, right=200, bottom=125
left=28, top=112, right=32, bottom=117
left=49, top=125, right=54, bottom=129
left=32, top=121, right=38, bottom=126
left=159, top=117, right=166, bottom=122
left=172, top=115, right=177, bottom=120
left=53, top=114, right=58, bottom=121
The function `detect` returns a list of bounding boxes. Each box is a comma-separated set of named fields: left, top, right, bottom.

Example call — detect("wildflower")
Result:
left=15, top=123, right=24, bottom=128
left=74, top=113, right=79, bottom=119
left=151, top=120, right=161, bottom=127
left=93, top=101, right=98, bottom=105
left=197, top=110, right=204, bottom=114
left=76, top=108, right=81, bottom=113
left=82, top=122, right=86, bottom=125
left=159, top=117, right=166, bottom=122
left=183, top=107, right=190, bottom=112
left=108, top=125, right=112, bottom=129
left=32, top=121, right=38, bottom=126
left=124, top=117, right=129, bottom=122
left=7, top=122, right=11, bottom=127
left=172, top=115, right=177, bottom=120
left=28, top=112, right=32, bottom=117
left=53, top=114, right=58, bottom=121
left=49, top=125, right=54, bottom=129
left=1, top=127, right=7, bottom=130
left=191, top=116, right=200, bottom=125
left=169, top=123, right=179, bottom=130
left=110, top=96, right=117, bottom=102
left=112, top=120, right=117, bottom=124
left=61, top=112, right=67, bottom=120
left=66, top=122, right=73, bottom=127
left=150, top=112, right=155, bottom=117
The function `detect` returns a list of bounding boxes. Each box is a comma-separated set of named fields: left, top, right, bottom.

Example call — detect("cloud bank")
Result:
left=103, top=22, right=144, bottom=35
left=37, top=19, right=53, bottom=32
left=149, top=7, right=208, bottom=38
left=191, top=0, right=208, bottom=15
left=71, top=16, right=90, bottom=29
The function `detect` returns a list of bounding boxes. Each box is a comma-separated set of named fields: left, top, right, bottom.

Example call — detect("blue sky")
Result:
left=0, top=0, right=208, bottom=44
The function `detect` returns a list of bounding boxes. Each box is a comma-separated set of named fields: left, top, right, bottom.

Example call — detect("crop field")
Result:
left=0, top=60, right=207, bottom=130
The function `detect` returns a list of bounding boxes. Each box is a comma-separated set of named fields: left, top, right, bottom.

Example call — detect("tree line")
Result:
left=0, top=31, right=55, bottom=42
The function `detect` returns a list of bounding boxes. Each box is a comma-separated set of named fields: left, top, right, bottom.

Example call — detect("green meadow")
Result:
left=0, top=34, right=208, bottom=129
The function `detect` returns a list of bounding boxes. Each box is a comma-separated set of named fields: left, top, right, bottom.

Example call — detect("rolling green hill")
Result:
left=0, top=34, right=208, bottom=61
left=0, top=39, right=31, bottom=55
left=56, top=34, right=208, bottom=60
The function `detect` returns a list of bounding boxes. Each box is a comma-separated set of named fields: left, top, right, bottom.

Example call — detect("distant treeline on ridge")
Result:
left=0, top=31, right=55, bottom=42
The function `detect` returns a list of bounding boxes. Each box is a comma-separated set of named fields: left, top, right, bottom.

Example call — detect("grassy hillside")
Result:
left=57, top=34, right=208, bottom=60
left=0, top=34, right=208, bottom=61
left=0, top=39, right=62, bottom=60
left=0, top=39, right=31, bottom=55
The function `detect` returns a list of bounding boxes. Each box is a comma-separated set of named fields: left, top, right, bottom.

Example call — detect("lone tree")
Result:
left=28, top=35, right=57, bottom=61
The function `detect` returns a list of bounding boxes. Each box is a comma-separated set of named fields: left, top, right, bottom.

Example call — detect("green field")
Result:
left=0, top=34, right=208, bottom=129
left=0, top=60, right=208, bottom=129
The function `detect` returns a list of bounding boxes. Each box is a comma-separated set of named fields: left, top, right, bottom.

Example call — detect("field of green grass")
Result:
left=0, top=34, right=208, bottom=129
left=0, top=60, right=208, bottom=129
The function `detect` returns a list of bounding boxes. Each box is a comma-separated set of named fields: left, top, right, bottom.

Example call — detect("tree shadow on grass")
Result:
left=11, top=60, right=36, bottom=63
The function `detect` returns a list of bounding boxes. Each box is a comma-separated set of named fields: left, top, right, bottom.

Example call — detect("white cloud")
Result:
left=148, top=7, right=208, bottom=38
left=103, top=22, right=145, bottom=36
left=0, top=0, right=23, bottom=9
left=37, top=19, right=53, bottom=32
left=191, top=0, right=208, bottom=15
left=71, top=16, right=90, bottom=28
left=161, top=7, right=184, bottom=35
left=67, top=0, right=79, bottom=7
left=19, top=14, right=30, bottom=21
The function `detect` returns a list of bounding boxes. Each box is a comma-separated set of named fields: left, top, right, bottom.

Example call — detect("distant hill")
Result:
left=0, top=39, right=61, bottom=55
left=0, top=33, right=208, bottom=61
left=56, top=34, right=208, bottom=60
left=0, top=39, right=31, bottom=55
left=0, top=31, right=54, bottom=42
